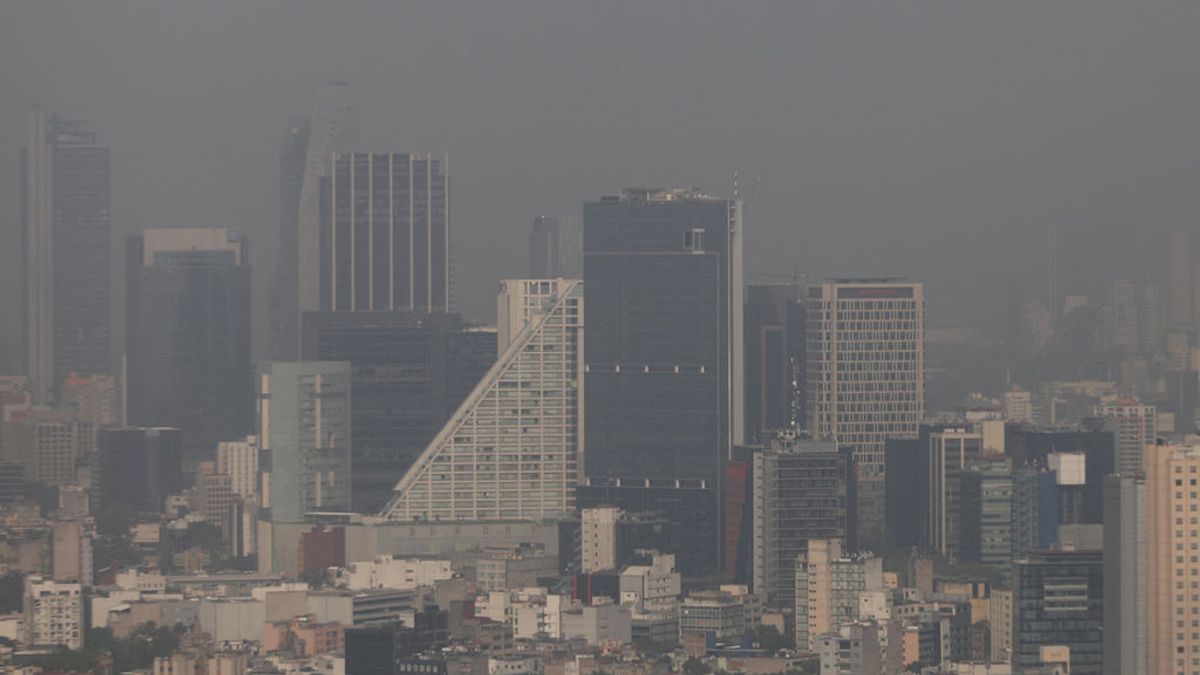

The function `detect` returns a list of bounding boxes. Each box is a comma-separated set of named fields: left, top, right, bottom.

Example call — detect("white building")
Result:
left=332, top=556, right=453, bottom=591
left=217, top=435, right=259, bottom=499
left=806, top=280, right=924, bottom=547
left=619, top=552, right=680, bottom=610
left=381, top=279, right=583, bottom=522
left=581, top=506, right=620, bottom=573
left=23, top=576, right=82, bottom=649
left=1004, top=389, right=1035, bottom=425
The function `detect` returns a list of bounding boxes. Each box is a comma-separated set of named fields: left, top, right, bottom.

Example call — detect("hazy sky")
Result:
left=3, top=2, right=1199, bottom=364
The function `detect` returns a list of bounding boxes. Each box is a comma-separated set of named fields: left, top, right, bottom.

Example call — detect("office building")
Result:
left=817, top=622, right=884, bottom=675
left=806, top=279, right=924, bottom=548
left=928, top=428, right=983, bottom=560
left=1012, top=550, right=1103, bottom=675
left=97, top=427, right=183, bottom=514
left=1103, top=474, right=1146, bottom=675
left=60, top=372, right=119, bottom=428
left=274, top=83, right=354, bottom=361
left=529, top=215, right=582, bottom=278
left=1145, top=442, right=1200, bottom=675
left=583, top=187, right=743, bottom=574
left=345, top=609, right=449, bottom=674
left=126, top=228, right=253, bottom=459
left=23, top=576, right=82, bottom=649
left=381, top=279, right=583, bottom=522
left=321, top=153, right=450, bottom=313
left=1, top=408, right=87, bottom=486
left=217, top=435, right=259, bottom=500
left=259, top=362, right=352, bottom=522
left=22, top=108, right=111, bottom=404
left=958, top=456, right=1013, bottom=566
left=1095, top=401, right=1156, bottom=474
left=301, top=311, right=495, bottom=512
left=744, top=284, right=805, bottom=443
left=1006, top=427, right=1115, bottom=524
left=752, top=436, right=853, bottom=608
left=679, top=590, right=746, bottom=644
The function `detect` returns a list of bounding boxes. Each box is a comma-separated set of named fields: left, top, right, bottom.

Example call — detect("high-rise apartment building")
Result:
left=126, top=228, right=253, bottom=459
left=581, top=506, right=621, bottom=574
left=752, top=436, right=853, bottom=609
left=806, top=279, right=924, bottom=549
left=258, top=362, right=352, bottom=522
left=529, top=215, right=582, bottom=278
left=22, top=108, right=112, bottom=403
left=97, top=427, right=184, bottom=514
left=1012, top=550, right=1103, bottom=675
left=217, top=435, right=259, bottom=500
left=794, top=539, right=883, bottom=653
left=320, top=153, right=451, bottom=313
left=301, top=311, right=494, bottom=512
left=23, top=576, right=82, bottom=650
left=1144, top=442, right=1200, bottom=675
left=1095, top=401, right=1156, bottom=474
left=273, top=83, right=354, bottom=360
left=380, top=279, right=583, bottom=522
left=1103, top=473, right=1147, bottom=675
left=582, top=187, right=743, bottom=574
left=744, top=284, right=806, bottom=443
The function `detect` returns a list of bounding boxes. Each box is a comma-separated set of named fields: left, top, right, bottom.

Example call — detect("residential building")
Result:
left=583, top=187, right=743, bottom=575
left=795, top=539, right=883, bottom=653
left=1, top=408, right=88, bottom=485
left=561, top=601, right=632, bottom=646
left=190, top=462, right=235, bottom=528
left=529, top=215, right=582, bottom=278
left=301, top=311, right=494, bottom=512
left=126, top=228, right=253, bottom=459
left=1004, top=389, right=1035, bottom=425
left=258, top=362, right=352, bottom=522
left=217, top=435, right=259, bottom=500
left=806, top=279, right=924, bottom=549
left=476, top=545, right=559, bottom=593
left=1095, top=401, right=1156, bottom=474
left=97, top=427, right=183, bottom=513
left=619, top=552, right=681, bottom=610
left=22, top=108, right=111, bottom=404
left=752, top=436, right=853, bottom=608
left=320, top=153, right=450, bottom=313
left=23, top=576, right=82, bottom=649
left=1145, top=443, right=1200, bottom=675
left=51, top=520, right=92, bottom=585
left=817, top=621, right=883, bottom=675
left=581, top=506, right=621, bottom=573
left=380, top=279, right=583, bottom=522
left=1012, top=550, right=1102, bottom=675
left=989, top=588, right=1013, bottom=664
left=1103, top=474, right=1146, bottom=675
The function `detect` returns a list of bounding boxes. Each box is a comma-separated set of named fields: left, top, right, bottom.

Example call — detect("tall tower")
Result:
left=273, top=82, right=354, bottom=361
left=22, top=108, right=111, bottom=403
left=320, top=153, right=451, bottom=313
left=1145, top=442, right=1200, bottom=674
left=806, top=279, right=925, bottom=550
left=126, top=228, right=253, bottom=460
left=1103, top=473, right=1147, bottom=675
left=529, top=215, right=583, bottom=278
left=580, top=188, right=743, bottom=575
left=380, top=278, right=584, bottom=522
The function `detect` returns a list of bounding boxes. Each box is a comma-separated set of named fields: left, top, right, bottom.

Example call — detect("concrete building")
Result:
left=262, top=614, right=345, bottom=656
left=1095, top=402, right=1156, bottom=474
left=381, top=279, right=583, bottom=522
left=476, top=545, right=559, bottom=593
left=22, top=108, right=111, bottom=404
left=619, top=552, right=681, bottom=611
left=1004, top=389, right=1035, bottom=425
left=752, top=436, right=853, bottom=608
left=581, top=506, right=621, bottom=573
left=320, top=153, right=451, bottom=313
left=1013, top=551, right=1102, bottom=675
left=1, top=408, right=88, bottom=486
left=333, top=556, right=453, bottom=591
left=560, top=601, right=632, bottom=646
left=23, top=576, right=82, bottom=649
left=529, top=215, right=582, bottom=279
left=929, top=428, right=983, bottom=560
left=97, top=427, right=184, bottom=514
left=583, top=188, right=743, bottom=576
left=258, top=361, right=352, bottom=522
left=1103, top=474, right=1146, bottom=675
left=806, top=279, right=924, bottom=549
left=51, top=520, right=92, bottom=585
left=198, top=597, right=266, bottom=643
left=300, top=310, right=495, bottom=511
left=817, top=621, right=883, bottom=675
left=1144, top=442, right=1200, bottom=675
left=190, top=463, right=235, bottom=528
left=988, top=588, right=1013, bottom=665
left=795, top=539, right=883, bottom=653
left=680, top=590, right=746, bottom=644
left=60, top=372, right=119, bottom=427
left=217, top=435, right=259, bottom=500
left=126, top=228, right=253, bottom=458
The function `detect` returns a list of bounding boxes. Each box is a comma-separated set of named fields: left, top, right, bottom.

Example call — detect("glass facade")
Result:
left=1013, top=550, right=1103, bottom=674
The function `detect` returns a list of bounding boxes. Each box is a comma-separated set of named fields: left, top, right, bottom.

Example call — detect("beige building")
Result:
left=2, top=408, right=88, bottom=485
left=217, top=435, right=259, bottom=500
left=23, top=575, right=82, bottom=649
left=989, top=588, right=1013, bottom=664
left=581, top=506, right=620, bottom=573
left=1146, top=442, right=1200, bottom=674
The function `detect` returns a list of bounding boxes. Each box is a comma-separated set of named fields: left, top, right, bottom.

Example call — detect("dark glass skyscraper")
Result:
left=1013, top=549, right=1103, bottom=674
left=97, top=427, right=184, bottom=514
left=744, top=284, right=805, bottom=443
left=126, top=229, right=253, bottom=460
left=582, top=187, right=743, bottom=574
left=529, top=215, right=582, bottom=278
left=320, top=153, right=451, bottom=314
left=22, top=108, right=111, bottom=403
left=301, top=311, right=495, bottom=512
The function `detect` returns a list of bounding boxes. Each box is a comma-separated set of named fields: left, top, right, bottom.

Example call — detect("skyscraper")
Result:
left=1145, top=442, right=1200, bottom=674
left=928, top=428, right=982, bottom=560
left=1012, top=550, right=1103, bottom=674
left=1095, top=401, right=1156, bottom=474
left=529, top=215, right=583, bottom=278
left=806, top=279, right=925, bottom=549
left=126, top=228, right=253, bottom=459
left=1103, top=473, right=1146, bottom=675
left=301, top=311, right=495, bottom=512
left=381, top=279, right=583, bottom=522
left=320, top=153, right=451, bottom=313
left=581, top=188, right=742, bottom=573
left=97, top=427, right=184, bottom=514
left=273, top=83, right=354, bottom=360
left=744, top=284, right=805, bottom=443
left=22, top=108, right=111, bottom=403
left=258, top=362, right=352, bottom=522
